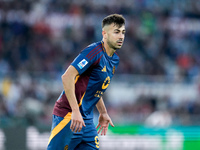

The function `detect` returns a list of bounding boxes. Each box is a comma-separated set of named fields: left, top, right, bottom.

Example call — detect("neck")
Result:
left=102, top=39, right=115, bottom=57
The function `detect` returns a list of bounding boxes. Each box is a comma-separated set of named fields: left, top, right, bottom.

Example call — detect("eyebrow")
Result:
left=114, top=29, right=126, bottom=32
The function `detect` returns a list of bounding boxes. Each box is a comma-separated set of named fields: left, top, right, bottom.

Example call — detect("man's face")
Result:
left=103, top=23, right=126, bottom=50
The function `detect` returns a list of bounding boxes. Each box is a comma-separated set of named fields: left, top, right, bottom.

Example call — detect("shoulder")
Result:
left=81, top=41, right=104, bottom=61
left=82, top=41, right=102, bottom=53
left=87, top=41, right=102, bottom=49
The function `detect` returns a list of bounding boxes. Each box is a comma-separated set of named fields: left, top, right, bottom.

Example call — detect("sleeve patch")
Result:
left=77, top=59, right=88, bottom=69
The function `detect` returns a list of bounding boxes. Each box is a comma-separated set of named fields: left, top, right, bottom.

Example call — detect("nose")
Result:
left=119, top=32, right=124, bottom=39
left=119, top=33, right=124, bottom=41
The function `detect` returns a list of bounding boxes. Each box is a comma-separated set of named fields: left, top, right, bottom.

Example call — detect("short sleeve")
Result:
left=71, top=47, right=97, bottom=75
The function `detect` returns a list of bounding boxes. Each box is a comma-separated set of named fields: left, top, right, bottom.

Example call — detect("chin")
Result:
left=116, top=45, right=122, bottom=49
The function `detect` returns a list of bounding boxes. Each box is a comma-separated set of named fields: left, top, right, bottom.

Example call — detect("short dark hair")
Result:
left=102, top=14, right=125, bottom=28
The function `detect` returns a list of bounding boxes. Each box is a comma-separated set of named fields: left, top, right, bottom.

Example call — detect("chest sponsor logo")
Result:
left=77, top=59, right=88, bottom=69
left=94, top=76, right=111, bottom=98
left=102, top=76, right=110, bottom=89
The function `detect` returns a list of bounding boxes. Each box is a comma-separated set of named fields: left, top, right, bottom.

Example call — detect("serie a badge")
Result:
left=112, top=66, right=115, bottom=74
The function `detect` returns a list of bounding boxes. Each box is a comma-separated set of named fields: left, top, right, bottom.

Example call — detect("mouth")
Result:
left=117, top=41, right=123, bottom=46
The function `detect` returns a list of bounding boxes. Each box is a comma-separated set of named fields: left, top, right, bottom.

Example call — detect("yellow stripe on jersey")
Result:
left=48, top=92, right=85, bottom=145
left=78, top=92, right=85, bottom=107
left=74, top=74, right=85, bottom=107
left=75, top=75, right=80, bottom=83
left=48, top=112, right=72, bottom=145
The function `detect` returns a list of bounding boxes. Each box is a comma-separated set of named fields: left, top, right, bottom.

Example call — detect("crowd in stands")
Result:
left=0, top=0, right=200, bottom=126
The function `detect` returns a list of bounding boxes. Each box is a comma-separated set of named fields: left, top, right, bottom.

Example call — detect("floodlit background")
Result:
left=0, top=0, right=200, bottom=150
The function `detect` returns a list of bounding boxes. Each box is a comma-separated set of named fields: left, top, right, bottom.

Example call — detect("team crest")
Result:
left=112, top=66, right=115, bottom=74
left=64, top=145, right=68, bottom=150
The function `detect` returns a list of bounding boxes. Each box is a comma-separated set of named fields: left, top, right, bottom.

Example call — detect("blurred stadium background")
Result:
left=0, top=0, right=200, bottom=149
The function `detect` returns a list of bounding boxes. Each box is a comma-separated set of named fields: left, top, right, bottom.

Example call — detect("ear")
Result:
left=102, top=30, right=107, bottom=39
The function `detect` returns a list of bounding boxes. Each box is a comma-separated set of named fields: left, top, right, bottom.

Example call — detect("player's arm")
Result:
left=61, top=65, right=86, bottom=132
left=96, top=97, right=114, bottom=135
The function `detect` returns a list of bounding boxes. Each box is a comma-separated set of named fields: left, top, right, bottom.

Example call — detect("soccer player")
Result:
left=47, top=14, right=126, bottom=150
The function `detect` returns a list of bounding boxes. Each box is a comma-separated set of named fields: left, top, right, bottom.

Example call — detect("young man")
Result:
left=47, top=14, right=126, bottom=150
